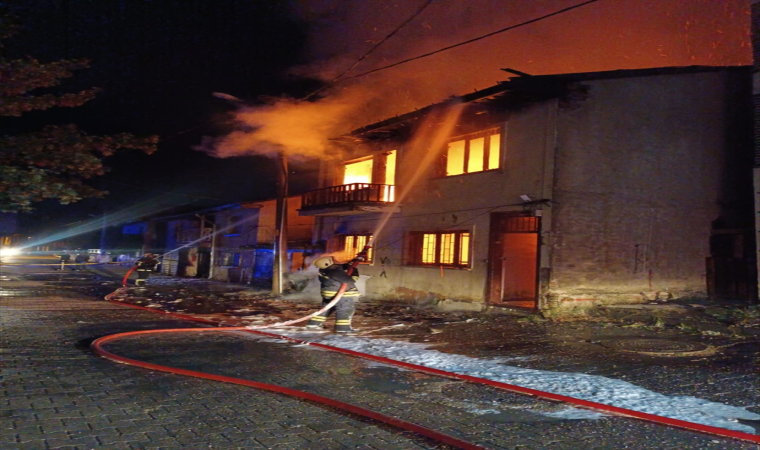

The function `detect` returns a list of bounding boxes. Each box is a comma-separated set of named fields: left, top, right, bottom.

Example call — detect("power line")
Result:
left=303, top=0, right=434, bottom=100
left=344, top=0, right=602, bottom=81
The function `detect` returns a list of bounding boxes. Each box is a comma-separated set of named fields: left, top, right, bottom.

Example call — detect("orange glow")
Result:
left=207, top=2, right=749, bottom=163
left=422, top=234, right=436, bottom=264
left=460, top=233, right=470, bottom=265
left=383, top=150, right=397, bottom=201
left=385, top=150, right=396, bottom=185
left=446, top=131, right=501, bottom=176
left=467, top=137, right=485, bottom=174
left=344, top=235, right=373, bottom=262
left=488, top=134, right=500, bottom=170
left=344, top=158, right=373, bottom=184
left=421, top=232, right=470, bottom=266
left=446, top=140, right=465, bottom=176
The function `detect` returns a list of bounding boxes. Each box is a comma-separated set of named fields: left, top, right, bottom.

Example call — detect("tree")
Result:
left=0, top=14, right=158, bottom=213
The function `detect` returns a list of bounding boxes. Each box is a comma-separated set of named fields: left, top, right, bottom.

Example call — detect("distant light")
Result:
left=0, top=248, right=21, bottom=257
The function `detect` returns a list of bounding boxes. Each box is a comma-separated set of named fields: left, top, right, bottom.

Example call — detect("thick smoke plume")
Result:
left=205, top=0, right=750, bottom=160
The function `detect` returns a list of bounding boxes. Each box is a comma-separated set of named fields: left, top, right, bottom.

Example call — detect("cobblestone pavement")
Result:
left=1, top=266, right=759, bottom=449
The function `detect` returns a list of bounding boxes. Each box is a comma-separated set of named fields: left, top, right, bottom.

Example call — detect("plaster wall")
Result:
left=317, top=101, right=557, bottom=306
left=549, top=71, right=737, bottom=305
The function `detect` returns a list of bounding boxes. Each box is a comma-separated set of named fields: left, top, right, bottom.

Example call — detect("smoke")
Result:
left=203, top=0, right=750, bottom=160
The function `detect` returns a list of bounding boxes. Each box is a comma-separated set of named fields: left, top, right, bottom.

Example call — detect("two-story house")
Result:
left=299, top=66, right=755, bottom=311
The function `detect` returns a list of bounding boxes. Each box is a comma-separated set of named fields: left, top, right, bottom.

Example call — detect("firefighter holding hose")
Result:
left=134, top=253, right=159, bottom=287
left=306, top=254, right=364, bottom=333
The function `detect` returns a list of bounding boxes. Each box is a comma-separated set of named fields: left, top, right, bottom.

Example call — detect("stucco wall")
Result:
left=318, top=101, right=556, bottom=305
left=549, top=71, right=740, bottom=305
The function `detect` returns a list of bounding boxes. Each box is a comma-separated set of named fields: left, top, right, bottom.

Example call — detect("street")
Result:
left=1, top=260, right=758, bottom=449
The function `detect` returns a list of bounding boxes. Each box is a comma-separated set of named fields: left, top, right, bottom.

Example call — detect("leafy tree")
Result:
left=0, top=14, right=157, bottom=212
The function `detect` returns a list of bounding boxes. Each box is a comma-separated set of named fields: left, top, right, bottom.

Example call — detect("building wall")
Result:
left=315, top=101, right=557, bottom=306
left=550, top=70, right=750, bottom=305
left=257, top=196, right=313, bottom=244
left=312, top=68, right=751, bottom=309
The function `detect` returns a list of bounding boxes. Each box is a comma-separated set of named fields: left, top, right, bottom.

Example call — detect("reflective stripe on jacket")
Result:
left=319, top=264, right=360, bottom=298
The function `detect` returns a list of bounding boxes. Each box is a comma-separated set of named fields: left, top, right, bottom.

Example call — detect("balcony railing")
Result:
left=302, top=183, right=395, bottom=208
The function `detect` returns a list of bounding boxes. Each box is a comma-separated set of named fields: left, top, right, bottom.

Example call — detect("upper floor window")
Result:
left=444, top=128, right=501, bottom=176
left=340, top=150, right=397, bottom=187
left=339, top=150, right=397, bottom=202
left=407, top=230, right=470, bottom=268
left=225, top=215, right=242, bottom=236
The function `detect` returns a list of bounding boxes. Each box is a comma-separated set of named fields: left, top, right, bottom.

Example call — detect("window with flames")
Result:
left=441, top=128, right=502, bottom=177
left=407, top=231, right=470, bottom=268
left=330, top=234, right=374, bottom=264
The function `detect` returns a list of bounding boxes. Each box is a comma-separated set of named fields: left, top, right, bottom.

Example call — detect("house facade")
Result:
left=299, top=66, right=756, bottom=311
left=150, top=196, right=314, bottom=286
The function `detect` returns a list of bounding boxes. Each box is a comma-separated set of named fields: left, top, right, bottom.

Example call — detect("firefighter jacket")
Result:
left=318, top=264, right=360, bottom=299
left=136, top=255, right=159, bottom=271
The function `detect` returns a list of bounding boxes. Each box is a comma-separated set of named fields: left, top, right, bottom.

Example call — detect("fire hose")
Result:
left=101, top=247, right=494, bottom=449
left=96, top=247, right=760, bottom=447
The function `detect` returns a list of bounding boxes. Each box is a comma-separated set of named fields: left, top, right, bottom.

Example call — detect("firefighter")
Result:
left=74, top=253, right=90, bottom=271
left=306, top=255, right=362, bottom=333
left=55, top=252, right=71, bottom=271
left=134, top=253, right=159, bottom=287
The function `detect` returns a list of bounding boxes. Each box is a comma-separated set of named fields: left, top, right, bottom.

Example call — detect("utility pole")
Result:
left=99, top=211, right=107, bottom=261
left=272, top=153, right=288, bottom=295
left=198, top=215, right=216, bottom=279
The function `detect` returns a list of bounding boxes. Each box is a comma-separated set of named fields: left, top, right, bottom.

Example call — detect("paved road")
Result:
left=1, top=267, right=758, bottom=449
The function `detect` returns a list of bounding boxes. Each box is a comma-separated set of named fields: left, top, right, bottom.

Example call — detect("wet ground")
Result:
left=3, top=266, right=760, bottom=448
left=19, top=270, right=760, bottom=406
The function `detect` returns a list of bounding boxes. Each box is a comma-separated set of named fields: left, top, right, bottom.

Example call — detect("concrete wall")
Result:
left=313, top=68, right=750, bottom=310
left=315, top=101, right=557, bottom=307
left=549, top=70, right=745, bottom=305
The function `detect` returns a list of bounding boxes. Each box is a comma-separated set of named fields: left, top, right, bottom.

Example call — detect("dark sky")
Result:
left=4, top=0, right=320, bottom=236
left=1, top=0, right=751, bottom=243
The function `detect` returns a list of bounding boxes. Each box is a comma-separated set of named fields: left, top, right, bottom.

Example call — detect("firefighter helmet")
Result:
left=313, top=256, right=334, bottom=269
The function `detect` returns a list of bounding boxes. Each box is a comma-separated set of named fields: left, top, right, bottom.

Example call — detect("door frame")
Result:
left=486, top=211, right=541, bottom=308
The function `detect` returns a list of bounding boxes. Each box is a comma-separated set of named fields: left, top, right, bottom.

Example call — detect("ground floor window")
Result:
left=331, top=234, right=374, bottom=263
left=407, top=230, right=470, bottom=267
left=219, top=252, right=240, bottom=267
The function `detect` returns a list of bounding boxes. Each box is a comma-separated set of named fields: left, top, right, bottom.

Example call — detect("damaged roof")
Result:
left=347, top=65, right=750, bottom=142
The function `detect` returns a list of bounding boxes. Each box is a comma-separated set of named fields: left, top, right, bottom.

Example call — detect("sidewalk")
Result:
left=2, top=264, right=759, bottom=449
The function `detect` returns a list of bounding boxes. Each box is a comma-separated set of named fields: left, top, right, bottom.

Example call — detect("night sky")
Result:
left=1, top=0, right=751, bottom=244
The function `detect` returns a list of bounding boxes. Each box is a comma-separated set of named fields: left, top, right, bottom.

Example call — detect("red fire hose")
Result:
left=96, top=245, right=760, bottom=447
left=122, top=266, right=136, bottom=286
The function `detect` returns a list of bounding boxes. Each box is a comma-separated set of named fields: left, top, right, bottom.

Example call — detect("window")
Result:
left=220, top=252, right=240, bottom=267
left=343, top=158, right=373, bottom=184
left=444, top=128, right=501, bottom=176
left=225, top=216, right=242, bottom=236
left=332, top=234, right=374, bottom=263
left=408, top=231, right=470, bottom=268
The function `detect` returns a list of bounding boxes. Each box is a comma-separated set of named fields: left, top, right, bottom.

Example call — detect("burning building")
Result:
left=299, top=65, right=756, bottom=311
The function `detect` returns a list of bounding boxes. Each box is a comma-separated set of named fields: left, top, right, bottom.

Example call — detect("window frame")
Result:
left=330, top=234, right=374, bottom=264
left=406, top=230, right=471, bottom=268
left=441, top=127, right=502, bottom=177
left=224, top=215, right=242, bottom=237
left=219, top=252, right=241, bottom=267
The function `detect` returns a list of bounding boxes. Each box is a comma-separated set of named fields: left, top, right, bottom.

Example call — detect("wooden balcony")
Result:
left=299, top=183, right=399, bottom=216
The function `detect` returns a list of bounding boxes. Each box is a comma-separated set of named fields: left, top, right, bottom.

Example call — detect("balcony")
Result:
left=299, top=183, right=399, bottom=216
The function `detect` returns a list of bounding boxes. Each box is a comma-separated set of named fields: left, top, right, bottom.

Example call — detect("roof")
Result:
left=347, top=65, right=750, bottom=141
